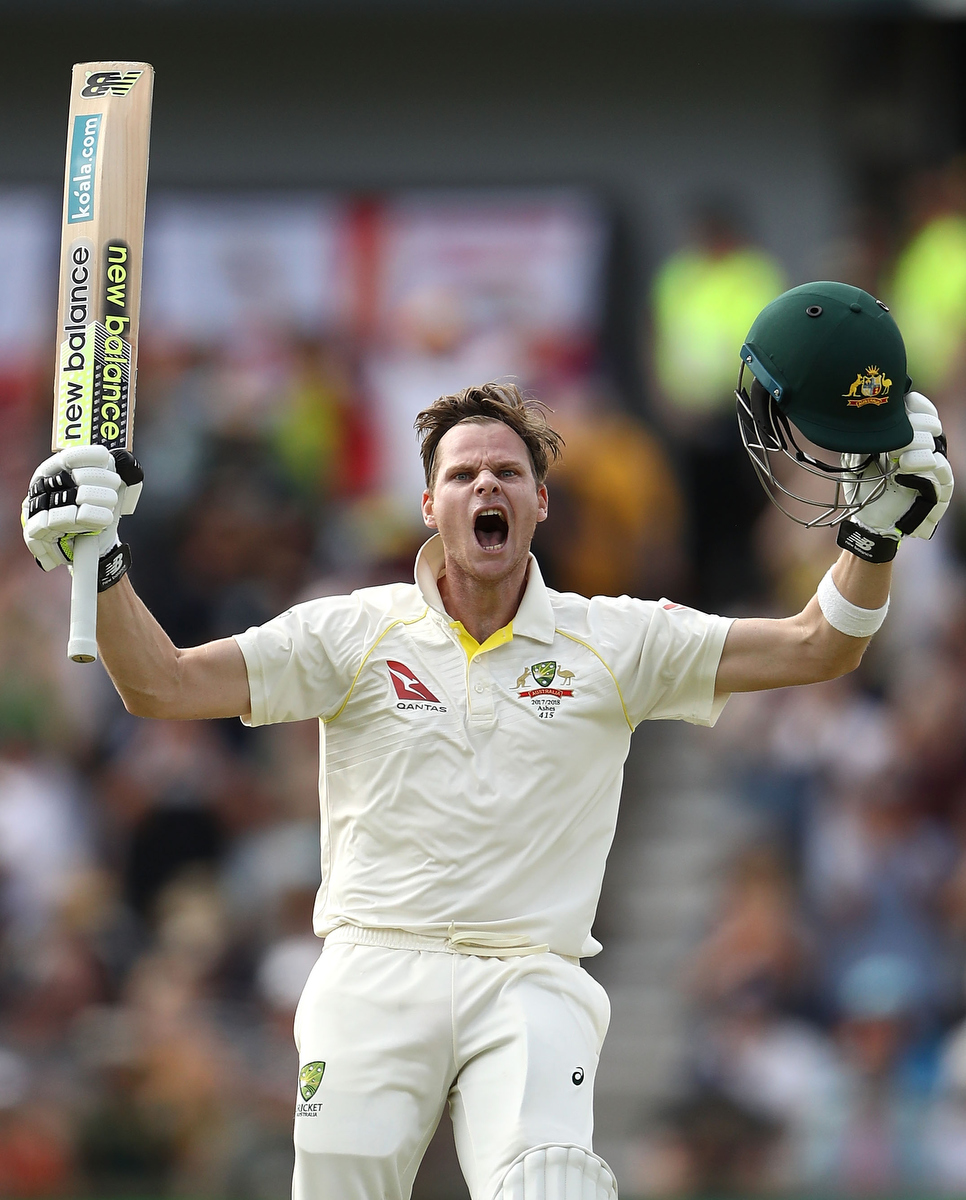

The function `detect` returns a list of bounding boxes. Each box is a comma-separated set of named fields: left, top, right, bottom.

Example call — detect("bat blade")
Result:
left=52, top=61, right=154, bottom=663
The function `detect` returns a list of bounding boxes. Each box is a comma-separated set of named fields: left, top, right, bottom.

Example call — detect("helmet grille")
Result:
left=735, top=362, right=894, bottom=528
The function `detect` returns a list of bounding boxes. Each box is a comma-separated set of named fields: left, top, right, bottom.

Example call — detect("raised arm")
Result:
left=721, top=377, right=952, bottom=694
left=96, top=575, right=251, bottom=719
left=715, top=551, right=890, bottom=694
left=22, top=445, right=251, bottom=721
left=720, top=282, right=956, bottom=699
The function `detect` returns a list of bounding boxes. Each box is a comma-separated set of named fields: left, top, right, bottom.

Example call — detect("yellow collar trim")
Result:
left=450, top=620, right=513, bottom=662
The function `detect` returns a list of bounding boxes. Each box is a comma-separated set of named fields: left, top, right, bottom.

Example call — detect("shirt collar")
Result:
left=414, top=535, right=555, bottom=645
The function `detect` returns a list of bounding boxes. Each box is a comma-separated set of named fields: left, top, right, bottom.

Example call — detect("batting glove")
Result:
left=836, top=391, right=954, bottom=563
left=22, top=445, right=143, bottom=574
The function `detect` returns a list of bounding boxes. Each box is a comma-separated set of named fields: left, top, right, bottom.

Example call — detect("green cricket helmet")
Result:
left=736, top=281, right=914, bottom=527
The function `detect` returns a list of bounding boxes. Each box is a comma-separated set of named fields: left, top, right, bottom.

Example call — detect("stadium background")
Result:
left=2, top=2, right=966, bottom=1196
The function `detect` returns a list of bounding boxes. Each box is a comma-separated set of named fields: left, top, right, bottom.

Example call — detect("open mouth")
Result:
left=474, top=508, right=509, bottom=550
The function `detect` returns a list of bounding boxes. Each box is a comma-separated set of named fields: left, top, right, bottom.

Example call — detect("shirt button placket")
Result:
left=468, top=662, right=495, bottom=724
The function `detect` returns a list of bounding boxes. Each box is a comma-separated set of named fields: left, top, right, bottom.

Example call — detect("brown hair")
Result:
left=415, top=382, right=564, bottom=490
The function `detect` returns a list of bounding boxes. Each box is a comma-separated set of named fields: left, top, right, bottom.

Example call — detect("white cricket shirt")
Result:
left=235, top=536, right=733, bottom=959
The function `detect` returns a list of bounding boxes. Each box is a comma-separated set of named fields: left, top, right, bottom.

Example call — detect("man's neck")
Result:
left=437, top=556, right=530, bottom=644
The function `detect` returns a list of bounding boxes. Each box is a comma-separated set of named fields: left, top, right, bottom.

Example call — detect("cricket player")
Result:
left=21, top=282, right=953, bottom=1200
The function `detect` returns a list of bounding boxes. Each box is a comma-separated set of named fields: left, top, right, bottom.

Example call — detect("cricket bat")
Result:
left=53, top=61, right=154, bottom=663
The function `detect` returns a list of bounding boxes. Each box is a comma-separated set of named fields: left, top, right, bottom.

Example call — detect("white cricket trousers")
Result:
left=292, top=931, right=611, bottom=1200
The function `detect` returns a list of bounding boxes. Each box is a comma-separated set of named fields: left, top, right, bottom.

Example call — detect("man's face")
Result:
left=422, top=420, right=548, bottom=585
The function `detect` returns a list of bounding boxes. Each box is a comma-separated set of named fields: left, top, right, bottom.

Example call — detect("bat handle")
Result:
left=68, top=533, right=99, bottom=663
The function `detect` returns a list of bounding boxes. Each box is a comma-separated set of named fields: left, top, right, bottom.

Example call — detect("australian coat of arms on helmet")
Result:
left=734, top=281, right=913, bottom=530
left=844, top=365, right=892, bottom=408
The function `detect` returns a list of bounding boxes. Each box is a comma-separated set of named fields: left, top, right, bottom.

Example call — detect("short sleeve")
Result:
left=586, top=595, right=734, bottom=729
left=234, top=593, right=370, bottom=727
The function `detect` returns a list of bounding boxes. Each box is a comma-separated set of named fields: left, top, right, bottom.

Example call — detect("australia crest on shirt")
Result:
left=516, top=661, right=576, bottom=719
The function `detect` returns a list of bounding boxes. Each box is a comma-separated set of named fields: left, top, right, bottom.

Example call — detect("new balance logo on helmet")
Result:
left=386, top=661, right=446, bottom=711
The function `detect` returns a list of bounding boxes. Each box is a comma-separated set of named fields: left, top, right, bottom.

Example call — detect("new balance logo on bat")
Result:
left=81, top=71, right=143, bottom=98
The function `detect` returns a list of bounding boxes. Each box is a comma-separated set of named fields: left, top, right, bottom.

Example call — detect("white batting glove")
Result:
left=22, top=445, right=143, bottom=572
left=837, top=391, right=954, bottom=563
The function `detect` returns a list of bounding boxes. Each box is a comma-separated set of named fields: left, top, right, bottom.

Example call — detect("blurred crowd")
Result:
left=1, top=164, right=966, bottom=1197
left=630, top=158, right=966, bottom=1198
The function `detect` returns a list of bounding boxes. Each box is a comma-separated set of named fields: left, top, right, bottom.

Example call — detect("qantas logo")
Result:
left=386, top=661, right=446, bottom=712
left=387, top=660, right=439, bottom=701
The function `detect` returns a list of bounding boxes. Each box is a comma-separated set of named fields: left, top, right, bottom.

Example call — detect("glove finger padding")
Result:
left=850, top=453, right=949, bottom=539
left=23, top=526, right=70, bottom=572
left=897, top=397, right=953, bottom=539
left=22, top=446, right=144, bottom=572
left=840, top=391, right=954, bottom=554
left=45, top=501, right=117, bottom=536
left=904, top=390, right=941, bottom=420
left=112, top=449, right=144, bottom=516
left=28, top=445, right=114, bottom=487
left=842, top=454, right=911, bottom=534
left=70, top=466, right=123, bottom=490
left=905, top=452, right=954, bottom=540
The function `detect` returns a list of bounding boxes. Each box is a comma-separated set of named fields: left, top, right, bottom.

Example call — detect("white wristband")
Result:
left=816, top=567, right=890, bottom=638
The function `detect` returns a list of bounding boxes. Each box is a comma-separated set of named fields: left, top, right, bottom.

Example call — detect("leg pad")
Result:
left=499, top=1143, right=617, bottom=1199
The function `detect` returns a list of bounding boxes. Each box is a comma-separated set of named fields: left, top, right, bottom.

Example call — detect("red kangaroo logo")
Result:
left=387, top=661, right=440, bottom=703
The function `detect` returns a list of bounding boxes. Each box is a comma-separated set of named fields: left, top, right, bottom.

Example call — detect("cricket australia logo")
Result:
left=81, top=71, right=144, bottom=98
left=296, top=1061, right=326, bottom=1117
left=387, top=660, right=447, bottom=713
left=516, top=661, right=576, bottom=720
left=844, top=365, right=892, bottom=408
left=299, top=1061, right=326, bottom=1101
